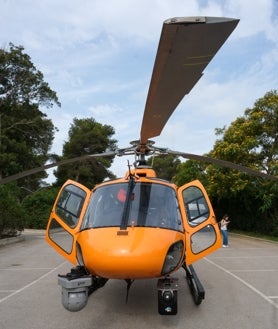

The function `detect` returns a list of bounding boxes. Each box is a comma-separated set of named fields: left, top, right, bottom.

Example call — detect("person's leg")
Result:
left=222, top=230, right=228, bottom=246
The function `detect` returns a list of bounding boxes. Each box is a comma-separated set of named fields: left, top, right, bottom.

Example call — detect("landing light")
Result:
left=161, top=241, right=184, bottom=275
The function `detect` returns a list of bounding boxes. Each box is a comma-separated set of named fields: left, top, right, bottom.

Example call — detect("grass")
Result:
left=231, top=230, right=278, bottom=243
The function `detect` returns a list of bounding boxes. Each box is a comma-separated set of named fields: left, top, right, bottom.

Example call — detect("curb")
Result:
left=0, top=229, right=46, bottom=247
left=0, top=235, right=25, bottom=247
left=230, top=232, right=278, bottom=244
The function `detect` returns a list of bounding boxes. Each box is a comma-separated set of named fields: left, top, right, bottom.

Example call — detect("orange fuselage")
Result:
left=77, top=227, right=184, bottom=279
left=46, top=177, right=221, bottom=280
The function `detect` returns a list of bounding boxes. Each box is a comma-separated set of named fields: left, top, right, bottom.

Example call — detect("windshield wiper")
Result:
left=120, top=176, right=135, bottom=230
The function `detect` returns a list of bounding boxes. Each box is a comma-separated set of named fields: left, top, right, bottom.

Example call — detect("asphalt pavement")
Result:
left=0, top=230, right=277, bottom=329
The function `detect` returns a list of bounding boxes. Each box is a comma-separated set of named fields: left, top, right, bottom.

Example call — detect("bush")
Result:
left=22, top=186, right=59, bottom=229
left=0, top=184, right=26, bottom=238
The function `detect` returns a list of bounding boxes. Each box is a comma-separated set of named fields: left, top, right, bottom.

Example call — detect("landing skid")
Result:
left=58, top=264, right=204, bottom=313
left=182, top=263, right=205, bottom=305
left=156, top=262, right=205, bottom=315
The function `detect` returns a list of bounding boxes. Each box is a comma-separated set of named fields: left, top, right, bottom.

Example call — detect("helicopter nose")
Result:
left=77, top=227, right=184, bottom=279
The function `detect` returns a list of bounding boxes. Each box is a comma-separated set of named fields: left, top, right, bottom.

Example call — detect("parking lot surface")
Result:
left=0, top=231, right=277, bottom=329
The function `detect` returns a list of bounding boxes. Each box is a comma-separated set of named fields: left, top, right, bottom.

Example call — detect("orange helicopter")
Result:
left=2, top=16, right=277, bottom=315
left=46, top=16, right=238, bottom=314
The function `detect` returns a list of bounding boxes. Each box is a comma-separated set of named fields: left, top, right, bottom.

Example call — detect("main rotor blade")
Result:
left=167, top=149, right=278, bottom=181
left=140, top=16, right=239, bottom=144
left=0, top=151, right=117, bottom=184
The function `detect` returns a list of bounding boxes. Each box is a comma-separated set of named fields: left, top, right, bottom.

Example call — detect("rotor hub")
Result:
left=130, top=139, right=156, bottom=155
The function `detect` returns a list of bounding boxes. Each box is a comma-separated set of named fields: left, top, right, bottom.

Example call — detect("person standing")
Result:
left=220, top=214, right=230, bottom=247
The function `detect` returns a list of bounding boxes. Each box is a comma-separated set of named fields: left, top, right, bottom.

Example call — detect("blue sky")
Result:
left=1, top=0, right=277, bottom=181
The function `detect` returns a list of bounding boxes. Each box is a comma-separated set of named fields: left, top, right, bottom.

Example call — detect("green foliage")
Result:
left=207, top=90, right=278, bottom=236
left=54, top=117, right=117, bottom=188
left=0, top=43, right=60, bottom=107
left=173, top=159, right=208, bottom=187
left=147, top=155, right=181, bottom=182
left=0, top=45, right=276, bottom=239
left=208, top=90, right=278, bottom=191
left=0, top=43, right=60, bottom=190
left=0, top=184, right=26, bottom=237
left=172, top=91, right=278, bottom=236
left=21, top=186, right=59, bottom=229
left=0, top=44, right=61, bottom=235
left=207, top=90, right=278, bottom=194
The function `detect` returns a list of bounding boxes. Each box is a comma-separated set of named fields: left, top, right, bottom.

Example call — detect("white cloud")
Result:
left=0, top=0, right=277, bottom=182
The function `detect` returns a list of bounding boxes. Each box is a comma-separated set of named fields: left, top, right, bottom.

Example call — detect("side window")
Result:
left=48, top=219, right=74, bottom=254
left=182, top=186, right=209, bottom=227
left=55, top=184, right=86, bottom=228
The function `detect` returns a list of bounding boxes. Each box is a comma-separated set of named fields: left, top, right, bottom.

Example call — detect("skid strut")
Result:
left=182, top=263, right=205, bottom=305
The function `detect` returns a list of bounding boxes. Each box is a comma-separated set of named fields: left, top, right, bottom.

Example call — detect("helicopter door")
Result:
left=177, top=180, right=221, bottom=265
left=45, top=179, right=91, bottom=264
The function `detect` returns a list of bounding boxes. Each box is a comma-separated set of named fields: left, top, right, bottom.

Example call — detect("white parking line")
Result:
left=1, top=267, right=54, bottom=271
left=205, top=257, right=278, bottom=309
left=212, top=255, right=278, bottom=259
left=231, top=269, right=278, bottom=272
left=0, top=261, right=67, bottom=304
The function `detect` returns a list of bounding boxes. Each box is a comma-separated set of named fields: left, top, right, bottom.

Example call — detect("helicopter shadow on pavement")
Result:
left=83, top=270, right=194, bottom=329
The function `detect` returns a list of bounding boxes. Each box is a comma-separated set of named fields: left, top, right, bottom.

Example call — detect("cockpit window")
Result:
left=56, top=184, right=86, bottom=228
left=182, top=186, right=210, bottom=227
left=81, top=182, right=183, bottom=231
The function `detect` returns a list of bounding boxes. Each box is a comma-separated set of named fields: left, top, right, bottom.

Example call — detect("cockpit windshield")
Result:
left=81, top=182, right=183, bottom=231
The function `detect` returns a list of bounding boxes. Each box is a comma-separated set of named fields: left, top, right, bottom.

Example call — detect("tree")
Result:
left=54, top=118, right=117, bottom=188
left=147, top=155, right=181, bottom=182
left=207, top=90, right=278, bottom=235
left=22, top=186, right=59, bottom=229
left=173, top=159, right=208, bottom=187
left=0, top=184, right=26, bottom=237
left=0, top=43, right=60, bottom=190
left=207, top=90, right=278, bottom=196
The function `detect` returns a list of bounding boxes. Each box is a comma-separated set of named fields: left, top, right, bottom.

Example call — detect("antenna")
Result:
left=127, top=160, right=132, bottom=176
